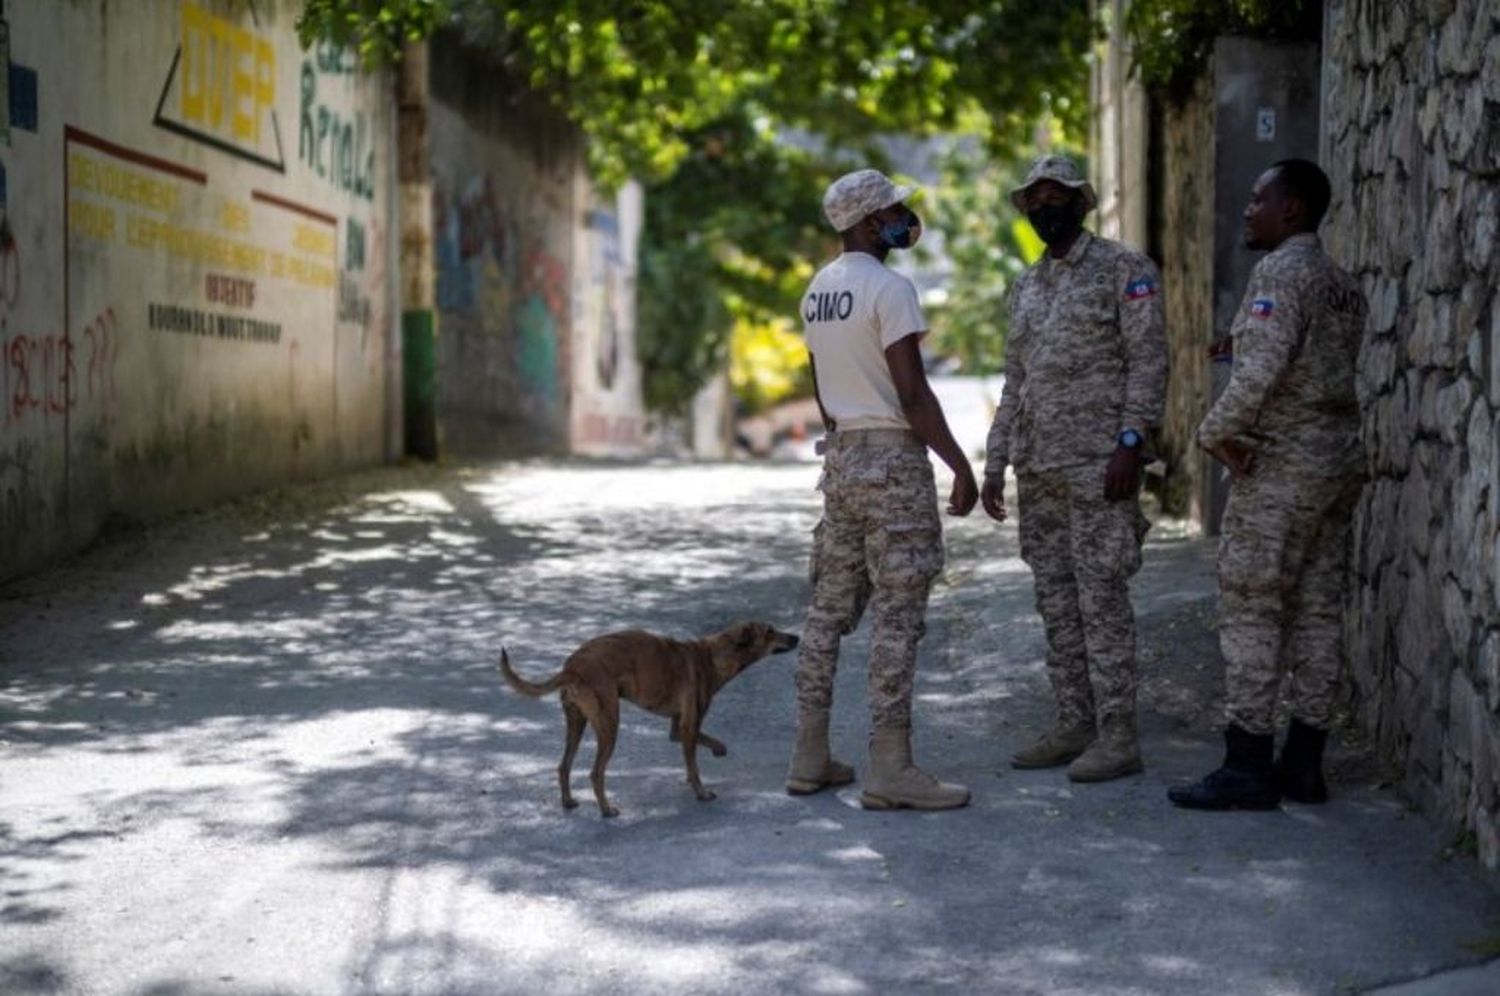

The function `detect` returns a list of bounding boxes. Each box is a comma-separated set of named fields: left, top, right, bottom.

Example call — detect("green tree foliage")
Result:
left=729, top=318, right=814, bottom=417
left=1124, top=0, right=1322, bottom=98
left=298, top=0, right=1096, bottom=412
left=922, top=140, right=1051, bottom=374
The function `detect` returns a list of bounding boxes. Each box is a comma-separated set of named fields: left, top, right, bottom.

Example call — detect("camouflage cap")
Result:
left=823, top=169, right=916, bottom=233
left=1009, top=154, right=1098, bottom=212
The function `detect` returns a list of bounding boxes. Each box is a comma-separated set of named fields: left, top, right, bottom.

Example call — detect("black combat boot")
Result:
left=1167, top=725, right=1280, bottom=810
left=1277, top=718, right=1329, bottom=804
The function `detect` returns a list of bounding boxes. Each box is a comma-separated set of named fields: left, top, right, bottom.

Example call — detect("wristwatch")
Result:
left=1118, top=428, right=1144, bottom=449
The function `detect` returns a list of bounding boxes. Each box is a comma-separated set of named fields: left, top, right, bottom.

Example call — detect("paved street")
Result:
left=2, top=458, right=1498, bottom=995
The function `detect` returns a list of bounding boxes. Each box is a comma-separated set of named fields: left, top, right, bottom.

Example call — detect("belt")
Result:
left=823, top=428, right=920, bottom=450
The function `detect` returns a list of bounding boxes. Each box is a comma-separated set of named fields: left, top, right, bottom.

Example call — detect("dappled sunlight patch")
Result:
left=1137, top=954, right=1203, bottom=977
left=1076, top=836, right=1167, bottom=860
left=795, top=816, right=846, bottom=832
left=827, top=843, right=884, bottom=864
left=717, top=786, right=816, bottom=817
left=427, top=528, right=483, bottom=548
left=800, top=964, right=872, bottom=994
left=309, top=543, right=418, bottom=567
left=953, top=553, right=1031, bottom=579
left=612, top=882, right=865, bottom=929
left=2, top=718, right=95, bottom=735
left=154, top=616, right=333, bottom=643
left=369, top=490, right=458, bottom=517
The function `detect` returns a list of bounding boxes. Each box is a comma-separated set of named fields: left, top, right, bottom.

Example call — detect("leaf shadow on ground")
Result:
left=2, top=461, right=1498, bottom=995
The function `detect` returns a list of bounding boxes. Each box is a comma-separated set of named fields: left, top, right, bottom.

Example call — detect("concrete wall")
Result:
left=1324, top=0, right=1500, bottom=868
left=0, top=0, right=398, bottom=581
left=1094, top=32, right=1320, bottom=527
left=570, top=177, right=645, bottom=456
left=427, top=33, right=644, bottom=457
left=1203, top=38, right=1324, bottom=531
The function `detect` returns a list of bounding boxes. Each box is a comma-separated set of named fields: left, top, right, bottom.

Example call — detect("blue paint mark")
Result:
left=9, top=63, right=37, bottom=133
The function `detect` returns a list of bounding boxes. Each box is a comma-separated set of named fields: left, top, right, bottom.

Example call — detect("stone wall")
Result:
left=1324, top=0, right=1500, bottom=867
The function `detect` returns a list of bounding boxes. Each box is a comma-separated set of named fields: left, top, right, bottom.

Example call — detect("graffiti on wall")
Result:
left=337, top=216, right=371, bottom=327
left=299, top=42, right=376, bottom=201
left=2, top=309, right=118, bottom=428
left=585, top=208, right=623, bottom=391
left=154, top=2, right=286, bottom=171
left=434, top=172, right=569, bottom=404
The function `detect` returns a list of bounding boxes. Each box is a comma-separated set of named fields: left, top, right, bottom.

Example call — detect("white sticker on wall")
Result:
left=1256, top=107, right=1277, bottom=142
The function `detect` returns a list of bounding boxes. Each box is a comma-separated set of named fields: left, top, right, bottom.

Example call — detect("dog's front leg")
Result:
left=678, top=710, right=716, bottom=802
left=670, top=717, right=727, bottom=758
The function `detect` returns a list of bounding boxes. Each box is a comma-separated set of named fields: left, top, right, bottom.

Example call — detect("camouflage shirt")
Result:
left=984, top=232, right=1168, bottom=477
left=1197, top=233, right=1367, bottom=478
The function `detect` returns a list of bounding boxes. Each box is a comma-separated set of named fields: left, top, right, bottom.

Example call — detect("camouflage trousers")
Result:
left=1016, top=464, right=1150, bottom=728
left=1219, top=469, right=1362, bottom=735
left=795, top=429, right=944, bottom=731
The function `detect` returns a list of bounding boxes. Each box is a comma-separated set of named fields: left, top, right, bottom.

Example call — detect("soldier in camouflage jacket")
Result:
left=1170, top=159, right=1367, bottom=812
left=982, top=155, right=1168, bottom=784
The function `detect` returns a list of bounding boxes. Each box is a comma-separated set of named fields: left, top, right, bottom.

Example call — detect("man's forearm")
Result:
left=905, top=390, right=971, bottom=478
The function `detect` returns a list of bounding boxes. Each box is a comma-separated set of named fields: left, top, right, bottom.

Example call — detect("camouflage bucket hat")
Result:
left=1009, top=154, right=1098, bottom=213
left=823, top=169, right=916, bottom=232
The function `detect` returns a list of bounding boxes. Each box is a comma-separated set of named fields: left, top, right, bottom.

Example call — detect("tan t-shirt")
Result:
left=802, top=252, right=927, bottom=430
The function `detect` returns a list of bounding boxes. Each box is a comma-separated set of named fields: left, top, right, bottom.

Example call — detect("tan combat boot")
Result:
left=1066, top=713, right=1144, bottom=783
left=785, top=712, right=855, bottom=795
left=1009, top=719, right=1096, bottom=769
left=859, top=727, right=970, bottom=811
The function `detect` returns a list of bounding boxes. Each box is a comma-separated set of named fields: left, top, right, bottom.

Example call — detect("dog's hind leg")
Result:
left=589, top=710, right=621, bottom=819
left=670, top=716, right=727, bottom=758
left=558, top=699, right=586, bottom=810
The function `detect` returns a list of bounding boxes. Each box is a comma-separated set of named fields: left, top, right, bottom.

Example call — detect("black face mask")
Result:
left=1027, top=203, right=1082, bottom=246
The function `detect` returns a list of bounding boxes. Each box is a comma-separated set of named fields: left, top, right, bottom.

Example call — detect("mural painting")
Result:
left=434, top=170, right=569, bottom=407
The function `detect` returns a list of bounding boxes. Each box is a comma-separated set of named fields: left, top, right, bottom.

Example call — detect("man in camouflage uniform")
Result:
left=1170, top=159, right=1367, bottom=810
left=981, top=154, right=1168, bottom=783
left=787, top=168, right=978, bottom=811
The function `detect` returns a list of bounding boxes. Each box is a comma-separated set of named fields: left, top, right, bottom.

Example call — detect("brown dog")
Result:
left=500, top=621, right=799, bottom=817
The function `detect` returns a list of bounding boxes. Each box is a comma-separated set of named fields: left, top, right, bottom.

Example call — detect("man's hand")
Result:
left=1206, top=439, right=1256, bottom=479
left=948, top=466, right=979, bottom=517
left=980, top=475, right=1007, bottom=522
left=1104, top=445, right=1145, bottom=501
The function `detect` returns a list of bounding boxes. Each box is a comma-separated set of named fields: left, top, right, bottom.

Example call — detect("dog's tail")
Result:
left=498, top=647, right=568, bottom=698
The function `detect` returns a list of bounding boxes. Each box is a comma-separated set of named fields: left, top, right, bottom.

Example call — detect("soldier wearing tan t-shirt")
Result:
left=786, top=168, right=977, bottom=812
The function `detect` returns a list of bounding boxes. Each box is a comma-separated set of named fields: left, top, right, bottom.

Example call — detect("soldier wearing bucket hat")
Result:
left=981, top=153, right=1169, bottom=783
left=787, top=168, right=977, bottom=811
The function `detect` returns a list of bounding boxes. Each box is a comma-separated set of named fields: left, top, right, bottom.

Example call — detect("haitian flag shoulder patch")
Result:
left=1249, top=298, right=1275, bottom=318
left=1123, top=277, right=1158, bottom=301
